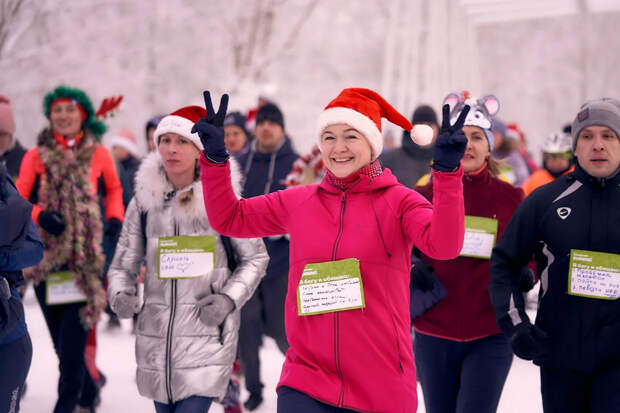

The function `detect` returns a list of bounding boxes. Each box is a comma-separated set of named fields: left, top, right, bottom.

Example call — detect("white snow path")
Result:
left=19, top=286, right=542, bottom=412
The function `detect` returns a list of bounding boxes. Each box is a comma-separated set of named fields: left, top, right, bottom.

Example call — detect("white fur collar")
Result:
left=134, top=152, right=242, bottom=220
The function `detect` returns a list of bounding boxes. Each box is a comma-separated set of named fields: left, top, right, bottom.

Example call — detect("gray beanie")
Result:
left=572, top=97, right=620, bottom=149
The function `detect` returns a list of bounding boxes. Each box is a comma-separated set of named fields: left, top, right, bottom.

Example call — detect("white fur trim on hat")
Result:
left=153, top=114, right=203, bottom=151
left=316, top=107, right=382, bottom=161
left=108, top=136, right=140, bottom=157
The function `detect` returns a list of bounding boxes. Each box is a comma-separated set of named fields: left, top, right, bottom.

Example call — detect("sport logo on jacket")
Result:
left=557, top=207, right=571, bottom=220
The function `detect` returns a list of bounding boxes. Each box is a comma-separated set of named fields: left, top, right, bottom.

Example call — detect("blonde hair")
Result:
left=486, top=156, right=502, bottom=177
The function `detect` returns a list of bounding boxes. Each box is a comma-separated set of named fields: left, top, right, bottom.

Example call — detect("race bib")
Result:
left=568, top=249, right=620, bottom=300
left=158, top=236, right=216, bottom=280
left=459, top=216, right=499, bottom=259
left=297, top=258, right=365, bottom=316
left=46, top=271, right=87, bottom=305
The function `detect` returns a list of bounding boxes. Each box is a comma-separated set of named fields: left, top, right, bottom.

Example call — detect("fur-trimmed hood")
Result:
left=134, top=152, right=242, bottom=221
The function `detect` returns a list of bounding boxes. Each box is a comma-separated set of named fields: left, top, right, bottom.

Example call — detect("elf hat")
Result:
left=316, top=88, right=412, bottom=161
left=108, top=129, right=140, bottom=157
left=43, top=85, right=107, bottom=139
left=153, top=105, right=206, bottom=151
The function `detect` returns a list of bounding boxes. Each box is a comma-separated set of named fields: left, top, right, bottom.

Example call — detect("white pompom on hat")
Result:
left=316, top=88, right=413, bottom=161
left=108, top=129, right=140, bottom=157
left=153, top=105, right=207, bottom=151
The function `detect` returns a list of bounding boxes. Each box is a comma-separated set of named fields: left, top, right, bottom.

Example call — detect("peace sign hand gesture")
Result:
left=191, top=91, right=230, bottom=163
left=432, top=104, right=470, bottom=172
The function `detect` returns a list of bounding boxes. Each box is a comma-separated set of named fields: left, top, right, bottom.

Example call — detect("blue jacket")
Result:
left=237, top=138, right=298, bottom=279
left=0, top=167, right=43, bottom=344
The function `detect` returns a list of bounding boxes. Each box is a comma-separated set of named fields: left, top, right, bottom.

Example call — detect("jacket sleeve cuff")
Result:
left=200, top=152, right=229, bottom=166
left=32, top=205, right=42, bottom=225
left=431, top=164, right=464, bottom=179
left=220, top=281, right=249, bottom=310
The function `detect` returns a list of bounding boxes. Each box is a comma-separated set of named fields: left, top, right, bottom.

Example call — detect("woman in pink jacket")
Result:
left=194, top=88, right=469, bottom=413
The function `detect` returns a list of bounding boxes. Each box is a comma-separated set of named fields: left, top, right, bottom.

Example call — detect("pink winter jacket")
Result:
left=200, top=155, right=465, bottom=413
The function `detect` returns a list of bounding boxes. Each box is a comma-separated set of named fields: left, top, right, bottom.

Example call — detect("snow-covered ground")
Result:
left=20, top=285, right=543, bottom=412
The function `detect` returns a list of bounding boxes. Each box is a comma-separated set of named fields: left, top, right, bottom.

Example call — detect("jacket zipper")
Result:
left=164, top=221, right=179, bottom=402
left=332, top=193, right=347, bottom=407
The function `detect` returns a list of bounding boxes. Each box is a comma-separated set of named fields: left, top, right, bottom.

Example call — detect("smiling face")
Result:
left=461, top=125, right=490, bottom=173
left=574, top=125, right=620, bottom=178
left=320, top=123, right=372, bottom=178
left=49, top=100, right=83, bottom=137
left=158, top=132, right=200, bottom=188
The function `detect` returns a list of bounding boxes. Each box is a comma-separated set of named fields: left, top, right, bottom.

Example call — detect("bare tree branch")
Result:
left=0, top=0, right=26, bottom=58
left=252, top=0, right=319, bottom=80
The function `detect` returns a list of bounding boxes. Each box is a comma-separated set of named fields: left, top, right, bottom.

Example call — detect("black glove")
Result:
left=38, top=210, right=66, bottom=236
left=191, top=91, right=229, bottom=163
left=518, top=266, right=536, bottom=292
left=432, top=104, right=470, bottom=172
left=105, top=218, right=123, bottom=240
left=410, top=259, right=436, bottom=292
left=510, top=322, right=549, bottom=361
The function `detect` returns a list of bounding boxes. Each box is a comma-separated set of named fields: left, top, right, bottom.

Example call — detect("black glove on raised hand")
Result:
left=518, top=266, right=536, bottom=292
left=38, top=210, right=66, bottom=236
left=510, top=322, right=549, bottom=361
left=105, top=218, right=123, bottom=240
left=410, top=259, right=436, bottom=292
left=191, top=91, right=229, bottom=163
left=432, top=104, right=470, bottom=172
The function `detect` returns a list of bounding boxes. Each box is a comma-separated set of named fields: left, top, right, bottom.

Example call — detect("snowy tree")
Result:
left=0, top=0, right=35, bottom=60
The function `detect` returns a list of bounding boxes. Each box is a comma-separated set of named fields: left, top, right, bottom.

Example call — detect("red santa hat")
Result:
left=316, top=88, right=413, bottom=161
left=153, top=105, right=206, bottom=151
left=107, top=129, right=140, bottom=157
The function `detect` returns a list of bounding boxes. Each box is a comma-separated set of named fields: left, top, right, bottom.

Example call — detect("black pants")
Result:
left=540, top=360, right=620, bottom=413
left=414, top=332, right=513, bottom=413
left=239, top=274, right=289, bottom=395
left=34, top=282, right=97, bottom=413
left=277, top=387, right=358, bottom=413
left=0, top=334, right=32, bottom=413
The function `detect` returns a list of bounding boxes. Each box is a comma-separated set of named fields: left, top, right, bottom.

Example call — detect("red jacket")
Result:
left=200, top=156, right=465, bottom=413
left=17, top=145, right=124, bottom=224
left=413, top=165, right=524, bottom=341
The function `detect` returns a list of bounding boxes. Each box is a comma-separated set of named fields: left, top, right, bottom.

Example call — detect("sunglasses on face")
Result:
left=544, top=152, right=572, bottom=160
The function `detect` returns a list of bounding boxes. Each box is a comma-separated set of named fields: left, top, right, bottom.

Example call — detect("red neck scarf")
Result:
left=326, top=160, right=383, bottom=191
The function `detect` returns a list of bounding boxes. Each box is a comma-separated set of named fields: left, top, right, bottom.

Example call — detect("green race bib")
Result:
left=568, top=249, right=620, bottom=300
left=46, top=271, right=88, bottom=305
left=297, top=258, right=365, bottom=316
left=158, top=236, right=216, bottom=280
left=459, top=216, right=499, bottom=259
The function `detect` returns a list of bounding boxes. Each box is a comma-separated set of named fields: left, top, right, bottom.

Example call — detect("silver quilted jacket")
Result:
left=108, top=153, right=268, bottom=403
